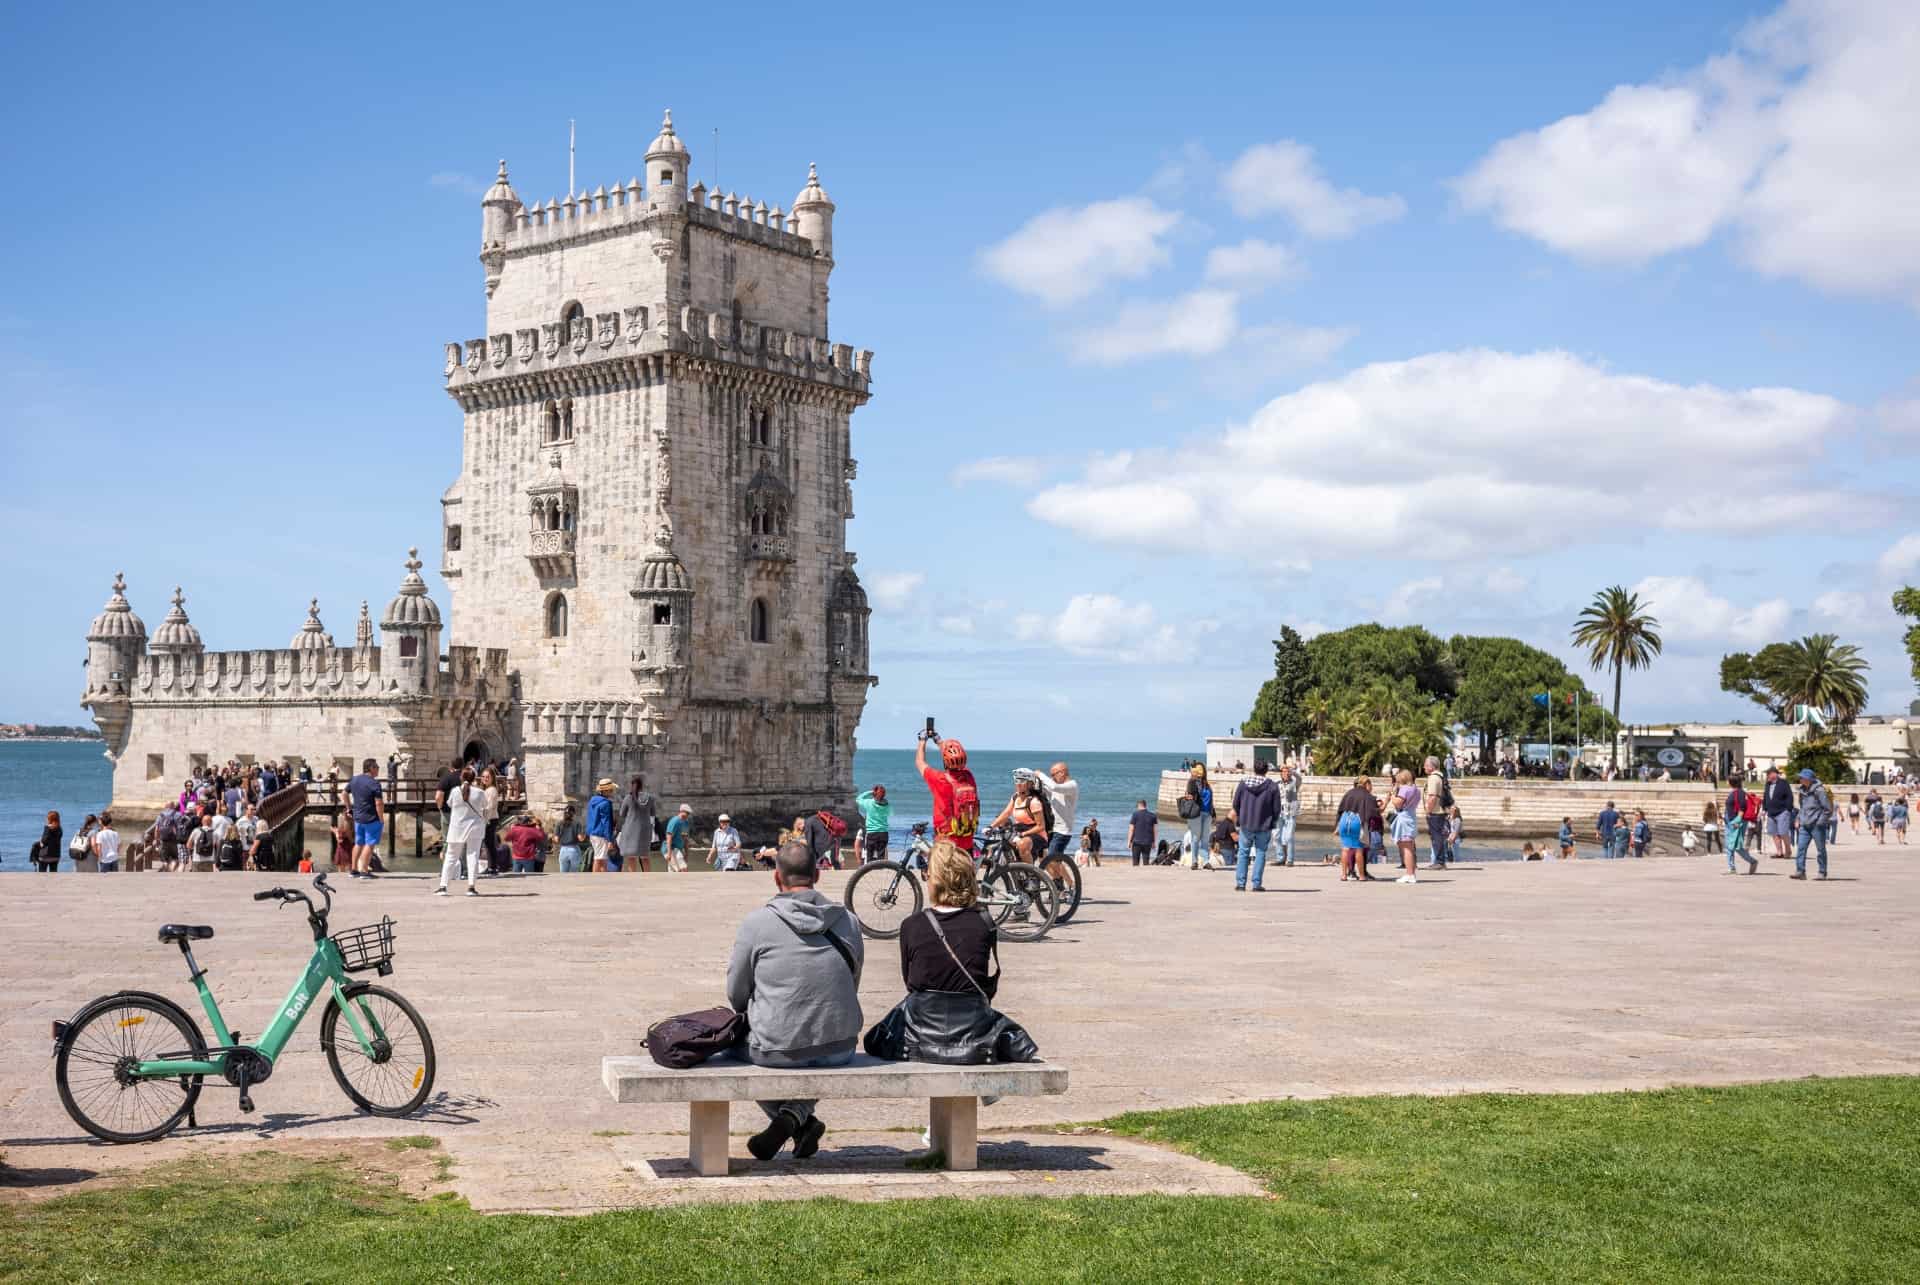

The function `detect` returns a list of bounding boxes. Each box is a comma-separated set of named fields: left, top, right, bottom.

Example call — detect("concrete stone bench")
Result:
left=601, top=1053, right=1068, bottom=1175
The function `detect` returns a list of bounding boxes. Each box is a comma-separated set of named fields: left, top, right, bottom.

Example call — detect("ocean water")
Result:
left=0, top=741, right=1186, bottom=870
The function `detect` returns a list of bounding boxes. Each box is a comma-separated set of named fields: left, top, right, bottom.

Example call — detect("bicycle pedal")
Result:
left=238, top=1093, right=255, bottom=1114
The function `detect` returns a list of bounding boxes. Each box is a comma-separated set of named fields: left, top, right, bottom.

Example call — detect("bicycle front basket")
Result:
left=332, top=917, right=396, bottom=975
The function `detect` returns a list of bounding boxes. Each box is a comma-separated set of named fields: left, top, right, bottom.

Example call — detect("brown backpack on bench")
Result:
left=645, top=1007, right=747, bottom=1070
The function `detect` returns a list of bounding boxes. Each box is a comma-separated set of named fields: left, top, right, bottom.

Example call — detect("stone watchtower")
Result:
left=442, top=111, right=876, bottom=820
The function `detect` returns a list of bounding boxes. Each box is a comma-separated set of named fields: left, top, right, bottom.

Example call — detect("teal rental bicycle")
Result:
left=53, top=873, right=436, bottom=1143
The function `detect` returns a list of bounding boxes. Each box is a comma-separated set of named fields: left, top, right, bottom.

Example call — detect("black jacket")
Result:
left=1764, top=779, right=1795, bottom=817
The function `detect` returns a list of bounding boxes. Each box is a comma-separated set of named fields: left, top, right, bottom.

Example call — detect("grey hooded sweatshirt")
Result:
left=725, top=889, right=865, bottom=1062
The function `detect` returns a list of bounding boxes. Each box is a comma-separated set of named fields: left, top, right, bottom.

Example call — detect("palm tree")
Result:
left=1571, top=586, right=1663, bottom=769
left=1768, top=634, right=1869, bottom=724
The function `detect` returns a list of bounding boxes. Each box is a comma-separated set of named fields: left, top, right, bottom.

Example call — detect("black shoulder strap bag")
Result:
left=923, top=909, right=1000, bottom=1001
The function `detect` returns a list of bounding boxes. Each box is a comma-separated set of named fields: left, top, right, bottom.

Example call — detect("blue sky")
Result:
left=3, top=0, right=1917, bottom=750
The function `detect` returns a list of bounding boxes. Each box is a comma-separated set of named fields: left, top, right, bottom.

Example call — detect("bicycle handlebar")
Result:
left=253, top=888, right=284, bottom=902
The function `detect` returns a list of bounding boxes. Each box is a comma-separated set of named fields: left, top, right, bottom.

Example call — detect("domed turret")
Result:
left=645, top=109, right=689, bottom=203
left=791, top=162, right=835, bottom=258
left=379, top=548, right=443, bottom=695
left=84, top=572, right=147, bottom=703
left=631, top=525, right=694, bottom=676
left=291, top=598, right=334, bottom=651
left=828, top=564, right=870, bottom=674
left=481, top=158, right=522, bottom=243
left=149, top=587, right=204, bottom=655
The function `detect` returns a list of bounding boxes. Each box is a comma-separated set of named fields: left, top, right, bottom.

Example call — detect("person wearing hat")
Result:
left=504, top=811, right=547, bottom=875
left=587, top=779, right=620, bottom=872
left=1791, top=767, right=1834, bottom=880
left=1762, top=766, right=1796, bottom=860
left=664, top=803, right=693, bottom=872
left=711, top=813, right=744, bottom=871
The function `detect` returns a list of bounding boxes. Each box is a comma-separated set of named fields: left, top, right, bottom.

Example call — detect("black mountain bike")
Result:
left=844, top=826, right=1059, bottom=942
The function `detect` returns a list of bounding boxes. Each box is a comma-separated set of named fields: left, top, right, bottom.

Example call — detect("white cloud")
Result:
left=951, top=456, right=1043, bottom=487
left=1812, top=589, right=1875, bottom=629
left=1878, top=533, right=1920, bottom=581
left=1012, top=593, right=1204, bottom=664
left=1024, top=349, right=1869, bottom=561
left=978, top=198, right=1182, bottom=307
left=1383, top=576, right=1445, bottom=622
left=867, top=571, right=925, bottom=614
left=1485, top=567, right=1530, bottom=596
left=1203, top=238, right=1305, bottom=289
left=1222, top=140, right=1407, bottom=238
left=1069, top=289, right=1239, bottom=364
left=1630, top=574, right=1792, bottom=648
left=1455, top=0, right=1920, bottom=302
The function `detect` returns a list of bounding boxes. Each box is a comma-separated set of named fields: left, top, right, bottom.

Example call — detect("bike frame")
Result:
left=130, top=936, right=386, bottom=1080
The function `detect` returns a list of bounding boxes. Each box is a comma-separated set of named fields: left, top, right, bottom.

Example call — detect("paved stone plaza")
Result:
left=4, top=852, right=1916, bottom=1209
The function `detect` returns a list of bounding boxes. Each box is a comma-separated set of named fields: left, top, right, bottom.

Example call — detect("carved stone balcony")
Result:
left=528, top=527, right=576, bottom=579
left=748, top=534, right=792, bottom=561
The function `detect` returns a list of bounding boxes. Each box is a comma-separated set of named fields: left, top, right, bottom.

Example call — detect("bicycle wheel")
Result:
left=55, top=991, right=207, bottom=1143
left=844, top=861, right=921, bottom=939
left=321, top=984, right=436, bottom=1116
left=981, top=861, right=1058, bottom=942
left=1039, top=852, right=1082, bottom=925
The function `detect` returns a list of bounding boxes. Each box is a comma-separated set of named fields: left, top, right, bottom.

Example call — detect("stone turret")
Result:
left=379, top=548, right=442, bottom=695
left=828, top=563, right=871, bottom=676
left=480, top=160, right=522, bottom=298
left=148, top=587, right=204, bottom=656
left=82, top=572, right=146, bottom=761
left=791, top=162, right=835, bottom=259
left=631, top=526, right=694, bottom=691
left=645, top=110, right=688, bottom=205
left=291, top=599, right=334, bottom=651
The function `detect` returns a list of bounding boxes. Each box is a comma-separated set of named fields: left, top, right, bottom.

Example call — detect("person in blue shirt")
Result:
left=346, top=757, right=385, bottom=880
left=1595, top=802, right=1620, bottom=859
left=664, top=803, right=693, bottom=872
left=1630, top=811, right=1652, bottom=858
left=1558, top=817, right=1575, bottom=859
left=586, top=777, right=618, bottom=871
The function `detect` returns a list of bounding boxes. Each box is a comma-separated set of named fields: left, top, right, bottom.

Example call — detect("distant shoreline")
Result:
left=0, top=736, right=103, bottom=744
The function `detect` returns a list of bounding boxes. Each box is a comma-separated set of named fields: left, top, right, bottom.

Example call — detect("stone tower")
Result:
left=441, top=111, right=876, bottom=819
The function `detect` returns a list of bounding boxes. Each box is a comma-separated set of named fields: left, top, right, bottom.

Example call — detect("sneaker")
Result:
left=466, top=887, right=480, bottom=896
left=1250, top=886, right=1266, bottom=893
left=1397, top=875, right=1418, bottom=885
left=1815, top=873, right=1828, bottom=881
left=1233, top=885, right=1246, bottom=892
left=748, top=1115, right=797, bottom=1162
left=435, top=886, right=448, bottom=896
left=1789, top=872, right=1807, bottom=880
left=791, top=1115, right=826, bottom=1160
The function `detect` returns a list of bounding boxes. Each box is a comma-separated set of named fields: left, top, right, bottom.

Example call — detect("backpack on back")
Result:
left=1741, top=791, right=1761, bottom=823
left=195, top=828, right=215, bottom=858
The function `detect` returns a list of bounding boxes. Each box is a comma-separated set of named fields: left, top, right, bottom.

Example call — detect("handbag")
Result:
left=923, top=909, right=999, bottom=1001
left=644, top=1006, right=747, bottom=1070
left=1177, top=794, right=1199, bottom=819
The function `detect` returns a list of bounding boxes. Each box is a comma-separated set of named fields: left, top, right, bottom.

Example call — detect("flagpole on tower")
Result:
left=569, top=119, right=576, bottom=197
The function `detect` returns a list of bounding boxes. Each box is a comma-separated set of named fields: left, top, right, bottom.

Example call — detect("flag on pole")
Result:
left=1532, top=693, right=1550, bottom=708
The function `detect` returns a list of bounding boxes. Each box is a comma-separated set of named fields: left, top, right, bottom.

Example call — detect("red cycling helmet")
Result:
left=940, top=739, right=968, bottom=770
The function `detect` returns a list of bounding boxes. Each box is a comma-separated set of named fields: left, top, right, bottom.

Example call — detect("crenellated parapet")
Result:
left=444, top=301, right=873, bottom=409
left=124, top=642, right=509, bottom=706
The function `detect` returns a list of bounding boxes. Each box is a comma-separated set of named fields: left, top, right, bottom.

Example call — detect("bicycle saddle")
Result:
left=157, top=924, right=214, bottom=944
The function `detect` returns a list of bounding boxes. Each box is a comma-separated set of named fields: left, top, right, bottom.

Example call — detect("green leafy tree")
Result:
left=1719, top=644, right=1799, bottom=722
left=1305, top=624, right=1457, bottom=705
left=1786, top=726, right=1863, bottom=785
left=1244, top=626, right=1314, bottom=744
left=1570, top=586, right=1663, bottom=769
left=1310, top=681, right=1451, bottom=777
left=1895, top=587, right=1920, bottom=693
left=1764, top=634, right=1870, bottom=724
left=1449, top=635, right=1614, bottom=771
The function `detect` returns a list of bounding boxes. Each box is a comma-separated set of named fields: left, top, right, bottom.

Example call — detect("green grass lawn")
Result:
left=4, top=1077, right=1916, bottom=1283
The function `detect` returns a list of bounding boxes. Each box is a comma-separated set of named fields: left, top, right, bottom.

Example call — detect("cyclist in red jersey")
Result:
left=916, top=730, right=980, bottom=853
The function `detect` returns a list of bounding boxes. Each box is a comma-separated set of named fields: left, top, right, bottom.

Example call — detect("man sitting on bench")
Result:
left=725, top=839, right=865, bottom=1162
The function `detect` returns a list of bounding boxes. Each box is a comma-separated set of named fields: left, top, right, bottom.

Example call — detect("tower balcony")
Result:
left=747, top=534, right=793, bottom=563
left=528, top=528, right=576, bottom=579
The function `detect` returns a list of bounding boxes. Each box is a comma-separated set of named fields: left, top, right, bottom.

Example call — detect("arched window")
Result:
left=546, top=593, right=569, bottom=639
left=749, top=598, right=770, bottom=644
left=560, top=301, right=585, bottom=340
left=752, top=408, right=771, bottom=447
left=561, top=397, right=575, bottom=440
left=542, top=400, right=560, bottom=443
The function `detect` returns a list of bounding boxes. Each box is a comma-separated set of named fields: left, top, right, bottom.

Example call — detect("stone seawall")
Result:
left=1159, top=771, right=1729, bottom=840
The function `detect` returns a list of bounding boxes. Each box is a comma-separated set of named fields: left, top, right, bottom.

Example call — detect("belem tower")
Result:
left=81, top=111, right=877, bottom=823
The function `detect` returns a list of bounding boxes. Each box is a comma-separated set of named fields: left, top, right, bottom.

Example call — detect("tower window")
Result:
left=561, top=301, right=586, bottom=339
left=547, top=593, right=569, bottom=638
left=445, top=524, right=462, bottom=552
left=399, top=636, right=419, bottom=658
left=752, top=409, right=772, bottom=447
left=652, top=603, right=672, bottom=626
left=660, top=169, right=674, bottom=184
left=749, top=598, right=770, bottom=644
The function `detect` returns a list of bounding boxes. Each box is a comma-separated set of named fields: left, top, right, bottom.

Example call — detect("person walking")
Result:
left=1079, top=817, right=1102, bottom=867
left=1702, top=801, right=1723, bottom=853
left=36, top=811, right=66, bottom=873
left=854, top=784, right=892, bottom=863
left=346, top=758, right=385, bottom=880
left=710, top=813, right=744, bottom=870
left=616, top=776, right=657, bottom=875
left=1629, top=810, right=1651, bottom=858
left=666, top=803, right=695, bottom=872
left=1231, top=761, right=1280, bottom=892
left=1389, top=770, right=1422, bottom=884
left=1846, top=792, right=1862, bottom=835
left=1180, top=766, right=1213, bottom=871
left=1127, top=799, right=1156, bottom=867
left=1421, top=756, right=1450, bottom=870
left=1724, top=777, right=1758, bottom=874
left=587, top=779, right=619, bottom=872
left=437, top=767, right=489, bottom=896
left=1762, top=767, right=1795, bottom=860
left=1790, top=768, right=1834, bottom=880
